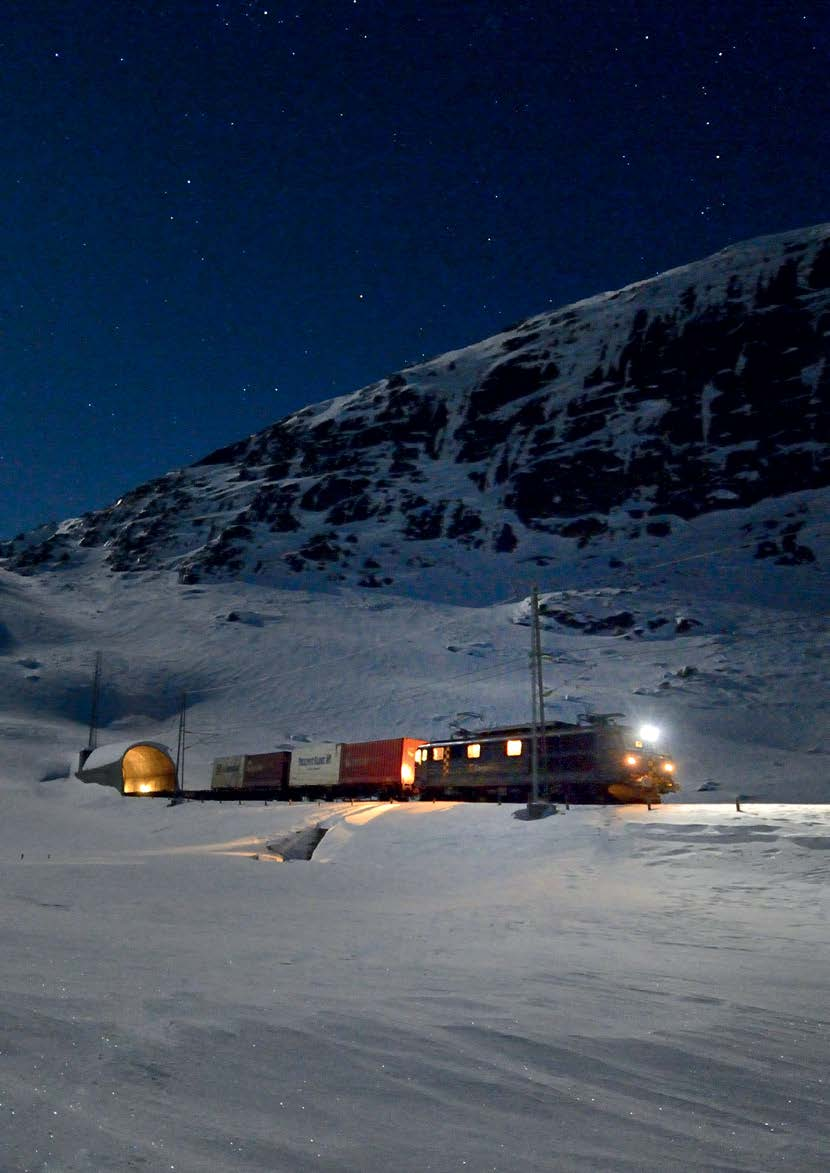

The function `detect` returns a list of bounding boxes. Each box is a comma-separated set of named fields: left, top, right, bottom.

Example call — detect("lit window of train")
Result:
left=506, top=739, right=523, bottom=757
left=466, top=743, right=481, bottom=759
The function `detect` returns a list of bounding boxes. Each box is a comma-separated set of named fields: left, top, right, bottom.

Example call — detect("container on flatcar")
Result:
left=240, top=751, right=291, bottom=790
left=339, top=737, right=424, bottom=794
left=288, top=742, right=342, bottom=790
left=211, top=755, right=245, bottom=789
left=211, top=752, right=291, bottom=791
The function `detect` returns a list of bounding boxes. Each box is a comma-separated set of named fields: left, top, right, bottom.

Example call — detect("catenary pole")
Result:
left=87, top=651, right=102, bottom=751
left=533, top=587, right=547, bottom=794
left=529, top=586, right=540, bottom=807
left=175, top=691, right=187, bottom=793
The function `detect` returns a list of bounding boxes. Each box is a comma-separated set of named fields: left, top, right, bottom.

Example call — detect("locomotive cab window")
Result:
left=432, top=746, right=445, bottom=761
left=506, top=739, right=523, bottom=757
left=466, top=743, right=481, bottom=759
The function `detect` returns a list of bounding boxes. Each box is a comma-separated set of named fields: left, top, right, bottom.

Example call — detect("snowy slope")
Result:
left=0, top=483, right=827, bottom=804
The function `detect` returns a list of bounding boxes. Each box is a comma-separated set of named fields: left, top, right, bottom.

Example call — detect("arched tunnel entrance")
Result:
left=122, top=744, right=177, bottom=795
left=76, top=740, right=177, bottom=796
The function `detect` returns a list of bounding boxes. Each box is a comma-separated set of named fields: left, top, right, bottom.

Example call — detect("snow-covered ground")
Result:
left=2, top=786, right=828, bottom=1171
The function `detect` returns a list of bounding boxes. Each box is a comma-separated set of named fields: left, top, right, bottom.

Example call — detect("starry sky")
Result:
left=2, top=0, right=827, bottom=539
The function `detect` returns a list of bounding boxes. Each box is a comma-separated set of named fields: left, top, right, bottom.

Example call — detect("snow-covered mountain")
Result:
left=2, top=222, right=828, bottom=601
left=0, top=224, right=828, bottom=800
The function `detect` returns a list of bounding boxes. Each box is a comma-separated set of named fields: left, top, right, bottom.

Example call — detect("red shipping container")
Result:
left=338, top=738, right=424, bottom=791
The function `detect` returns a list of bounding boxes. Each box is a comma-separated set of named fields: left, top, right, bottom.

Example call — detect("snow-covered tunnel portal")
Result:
left=76, top=740, right=177, bottom=796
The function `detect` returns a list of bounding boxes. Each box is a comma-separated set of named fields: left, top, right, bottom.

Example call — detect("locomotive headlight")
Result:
left=625, top=754, right=640, bottom=767
left=662, top=761, right=675, bottom=773
left=638, top=724, right=661, bottom=745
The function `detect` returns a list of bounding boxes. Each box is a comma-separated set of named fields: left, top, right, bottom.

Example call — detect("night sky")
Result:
left=2, top=1, right=827, bottom=539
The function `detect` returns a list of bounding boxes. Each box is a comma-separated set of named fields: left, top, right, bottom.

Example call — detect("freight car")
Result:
left=210, top=751, right=291, bottom=796
left=202, top=738, right=423, bottom=801
left=414, top=718, right=678, bottom=804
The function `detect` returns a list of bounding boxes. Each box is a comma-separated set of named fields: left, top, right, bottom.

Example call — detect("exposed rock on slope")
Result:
left=3, top=223, right=828, bottom=592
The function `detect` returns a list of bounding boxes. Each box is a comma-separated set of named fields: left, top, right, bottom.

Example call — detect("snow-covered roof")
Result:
left=81, top=741, right=173, bottom=772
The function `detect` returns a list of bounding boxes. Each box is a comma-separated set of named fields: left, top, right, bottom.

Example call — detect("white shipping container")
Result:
left=288, top=742, right=342, bottom=788
left=211, top=755, right=245, bottom=788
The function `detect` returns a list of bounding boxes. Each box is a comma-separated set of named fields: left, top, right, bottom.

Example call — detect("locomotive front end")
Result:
left=609, top=724, right=679, bottom=802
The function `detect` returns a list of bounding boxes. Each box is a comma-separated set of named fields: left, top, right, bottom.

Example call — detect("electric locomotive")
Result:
left=413, top=716, right=677, bottom=803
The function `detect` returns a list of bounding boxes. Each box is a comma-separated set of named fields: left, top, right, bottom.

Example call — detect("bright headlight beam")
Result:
left=638, top=724, right=661, bottom=744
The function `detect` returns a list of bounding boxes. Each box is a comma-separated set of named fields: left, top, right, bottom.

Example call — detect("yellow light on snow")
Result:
left=506, top=740, right=522, bottom=757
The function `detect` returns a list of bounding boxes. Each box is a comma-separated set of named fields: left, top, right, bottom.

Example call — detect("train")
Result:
left=192, top=718, right=678, bottom=804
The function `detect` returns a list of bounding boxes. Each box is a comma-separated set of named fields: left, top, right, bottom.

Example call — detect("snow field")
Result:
left=1, top=793, right=827, bottom=1171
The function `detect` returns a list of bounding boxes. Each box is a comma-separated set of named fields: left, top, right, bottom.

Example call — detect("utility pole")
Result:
left=530, top=591, right=539, bottom=804
left=175, top=691, right=187, bottom=793
left=528, top=586, right=547, bottom=810
left=87, top=651, right=102, bottom=751
left=533, top=587, right=547, bottom=794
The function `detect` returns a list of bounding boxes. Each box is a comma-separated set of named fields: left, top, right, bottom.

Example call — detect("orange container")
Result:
left=338, top=738, right=423, bottom=791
